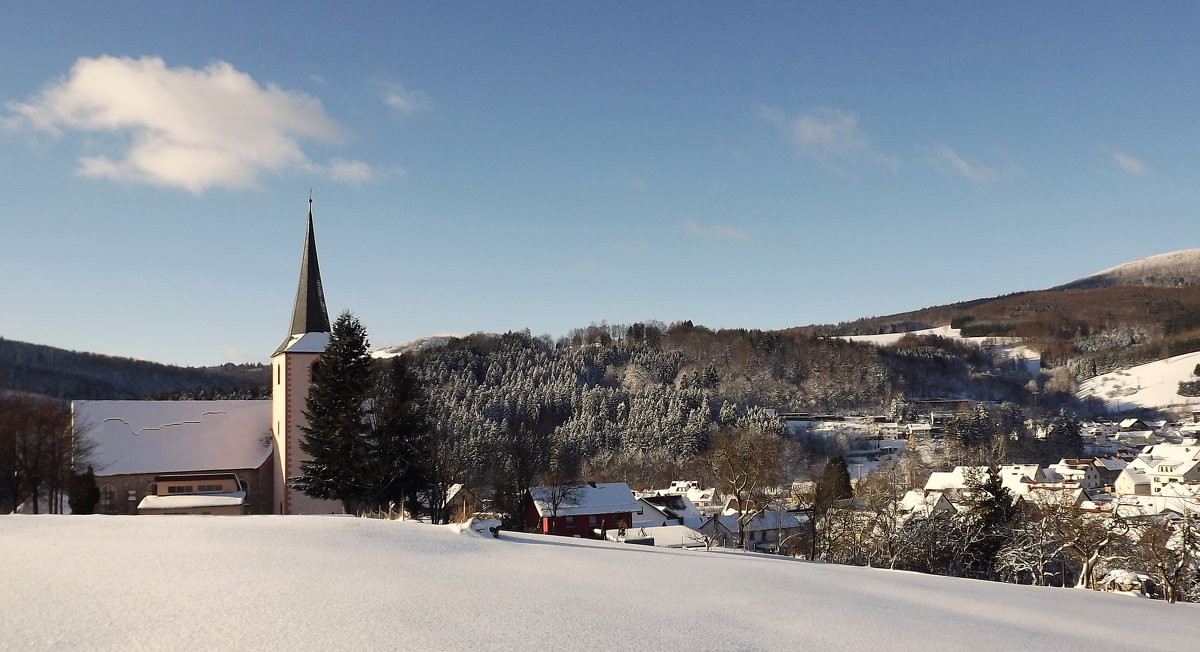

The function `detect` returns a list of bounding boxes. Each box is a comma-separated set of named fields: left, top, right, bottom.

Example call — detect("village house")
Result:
left=1043, top=459, right=1105, bottom=493
left=633, top=494, right=704, bottom=529
left=698, top=510, right=804, bottom=552
left=525, top=481, right=641, bottom=538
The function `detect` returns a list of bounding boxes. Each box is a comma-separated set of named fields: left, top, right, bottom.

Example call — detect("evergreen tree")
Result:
left=1050, top=408, right=1083, bottom=458
left=362, top=357, right=431, bottom=516
left=67, top=465, right=100, bottom=515
left=956, top=466, right=1017, bottom=579
left=293, top=311, right=374, bottom=513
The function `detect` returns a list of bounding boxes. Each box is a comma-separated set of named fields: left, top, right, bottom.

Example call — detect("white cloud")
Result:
left=683, top=221, right=748, bottom=241
left=930, top=145, right=1002, bottom=182
left=380, top=81, right=431, bottom=115
left=1112, top=151, right=1149, bottom=175
left=756, top=105, right=897, bottom=171
left=5, top=56, right=377, bottom=193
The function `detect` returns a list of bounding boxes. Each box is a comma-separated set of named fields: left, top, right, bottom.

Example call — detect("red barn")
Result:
left=525, top=482, right=640, bottom=538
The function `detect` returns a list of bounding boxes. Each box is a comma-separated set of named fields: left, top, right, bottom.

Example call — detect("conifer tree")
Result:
left=293, top=311, right=374, bottom=513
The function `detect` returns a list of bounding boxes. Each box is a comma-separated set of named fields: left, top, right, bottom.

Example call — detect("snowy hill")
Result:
left=1058, top=248, right=1200, bottom=290
left=1077, top=350, right=1200, bottom=414
left=3, top=516, right=1196, bottom=650
left=372, top=335, right=458, bottom=358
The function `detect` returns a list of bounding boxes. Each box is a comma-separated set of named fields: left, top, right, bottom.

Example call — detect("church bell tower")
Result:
left=271, top=199, right=341, bottom=514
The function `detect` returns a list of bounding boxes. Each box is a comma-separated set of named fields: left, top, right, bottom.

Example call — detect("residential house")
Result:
left=698, top=510, right=803, bottom=552
left=525, top=482, right=641, bottom=538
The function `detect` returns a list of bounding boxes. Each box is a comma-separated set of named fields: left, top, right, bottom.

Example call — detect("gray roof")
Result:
left=275, top=201, right=330, bottom=355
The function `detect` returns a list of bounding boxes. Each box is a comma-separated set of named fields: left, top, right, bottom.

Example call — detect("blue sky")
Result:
left=3, top=3, right=1199, bottom=367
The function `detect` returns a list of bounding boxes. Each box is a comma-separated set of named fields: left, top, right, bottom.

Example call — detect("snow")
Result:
left=838, top=326, right=1040, bottom=374
left=138, top=491, right=246, bottom=510
left=75, top=400, right=272, bottom=476
left=839, top=325, right=1018, bottom=347
left=2, top=515, right=1196, bottom=650
left=280, top=332, right=330, bottom=354
left=1077, top=350, right=1200, bottom=414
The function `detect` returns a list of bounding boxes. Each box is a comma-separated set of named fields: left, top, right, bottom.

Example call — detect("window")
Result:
left=276, top=364, right=280, bottom=385
left=197, top=484, right=223, bottom=493
left=588, top=515, right=598, bottom=526
left=167, top=485, right=194, bottom=494
left=564, top=516, right=575, bottom=527
left=100, top=486, right=115, bottom=506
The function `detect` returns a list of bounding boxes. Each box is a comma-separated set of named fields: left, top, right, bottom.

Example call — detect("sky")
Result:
left=3, top=3, right=1200, bottom=367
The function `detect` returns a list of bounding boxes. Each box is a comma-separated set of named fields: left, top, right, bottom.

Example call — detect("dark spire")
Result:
left=275, top=199, right=330, bottom=354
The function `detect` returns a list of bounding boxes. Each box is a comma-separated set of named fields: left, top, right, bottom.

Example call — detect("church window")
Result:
left=100, top=486, right=115, bottom=506
left=276, top=364, right=281, bottom=385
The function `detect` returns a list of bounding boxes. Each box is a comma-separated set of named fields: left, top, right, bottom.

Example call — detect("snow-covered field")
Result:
left=1078, top=350, right=1200, bottom=414
left=3, top=515, right=1196, bottom=650
left=839, top=326, right=1040, bottom=374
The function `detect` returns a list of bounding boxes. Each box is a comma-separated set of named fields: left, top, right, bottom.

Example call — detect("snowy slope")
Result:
left=1060, top=249, right=1200, bottom=289
left=839, top=326, right=1040, bottom=372
left=3, top=515, right=1195, bottom=650
left=1077, top=350, right=1200, bottom=414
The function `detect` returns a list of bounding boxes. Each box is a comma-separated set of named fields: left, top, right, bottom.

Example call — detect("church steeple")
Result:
left=275, top=199, right=330, bottom=354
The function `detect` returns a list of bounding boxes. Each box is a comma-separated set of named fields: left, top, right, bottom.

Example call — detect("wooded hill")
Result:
left=0, top=338, right=269, bottom=400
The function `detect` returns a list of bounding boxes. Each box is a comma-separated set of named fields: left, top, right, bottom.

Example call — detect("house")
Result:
left=698, top=510, right=803, bottom=552
left=634, top=494, right=704, bottom=529
left=604, top=524, right=706, bottom=549
left=72, top=202, right=343, bottom=515
left=525, top=482, right=641, bottom=538
left=1044, top=459, right=1104, bottom=493
left=137, top=473, right=247, bottom=515
left=924, top=465, right=1040, bottom=499
left=1114, top=443, right=1200, bottom=497
left=417, top=483, right=483, bottom=522
left=1093, top=456, right=1128, bottom=488
left=1120, top=418, right=1151, bottom=432
left=898, top=489, right=957, bottom=520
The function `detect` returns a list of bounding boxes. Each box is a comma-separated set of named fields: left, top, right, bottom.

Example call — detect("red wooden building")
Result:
left=525, top=482, right=641, bottom=538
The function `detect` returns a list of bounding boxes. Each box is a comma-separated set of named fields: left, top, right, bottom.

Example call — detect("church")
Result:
left=74, top=201, right=342, bottom=515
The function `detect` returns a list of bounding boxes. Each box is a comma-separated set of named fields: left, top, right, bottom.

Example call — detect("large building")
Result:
left=76, top=200, right=340, bottom=515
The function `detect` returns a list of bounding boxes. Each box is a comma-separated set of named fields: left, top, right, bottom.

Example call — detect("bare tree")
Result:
left=705, top=427, right=784, bottom=550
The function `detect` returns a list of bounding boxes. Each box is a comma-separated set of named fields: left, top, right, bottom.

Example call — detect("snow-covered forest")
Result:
left=398, top=323, right=1042, bottom=512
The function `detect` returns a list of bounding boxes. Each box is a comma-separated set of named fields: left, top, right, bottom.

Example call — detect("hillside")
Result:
left=1056, top=249, right=1200, bottom=290
left=3, top=515, right=1195, bottom=650
left=0, top=337, right=269, bottom=399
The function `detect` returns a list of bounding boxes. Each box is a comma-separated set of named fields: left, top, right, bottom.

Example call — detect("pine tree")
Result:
left=67, top=465, right=100, bottom=515
left=363, top=357, right=431, bottom=516
left=293, top=311, right=374, bottom=513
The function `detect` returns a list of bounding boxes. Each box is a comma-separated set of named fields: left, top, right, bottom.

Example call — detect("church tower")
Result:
left=271, top=200, right=341, bottom=514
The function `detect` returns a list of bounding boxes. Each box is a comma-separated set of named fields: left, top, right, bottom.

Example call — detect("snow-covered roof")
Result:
left=75, top=400, right=272, bottom=476
left=1095, top=457, right=1127, bottom=472
left=529, top=482, right=640, bottom=517
left=607, top=524, right=706, bottom=548
left=277, top=332, right=330, bottom=354
left=138, top=491, right=246, bottom=510
left=924, top=465, right=1036, bottom=495
left=706, top=510, right=802, bottom=533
